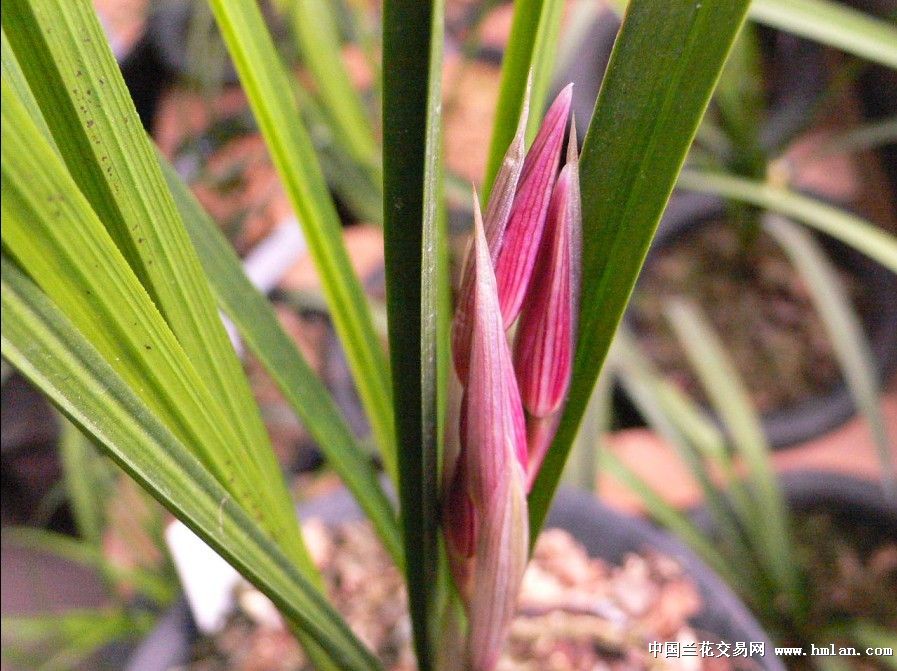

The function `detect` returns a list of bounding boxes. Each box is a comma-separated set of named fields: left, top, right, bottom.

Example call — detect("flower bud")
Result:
left=494, top=85, right=573, bottom=328
left=514, top=120, right=581, bottom=487
left=452, top=88, right=531, bottom=383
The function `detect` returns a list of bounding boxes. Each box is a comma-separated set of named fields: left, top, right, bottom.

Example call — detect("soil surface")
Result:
left=186, top=521, right=745, bottom=671
left=629, top=220, right=874, bottom=415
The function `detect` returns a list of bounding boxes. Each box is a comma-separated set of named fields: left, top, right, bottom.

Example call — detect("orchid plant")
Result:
left=25, top=0, right=897, bottom=669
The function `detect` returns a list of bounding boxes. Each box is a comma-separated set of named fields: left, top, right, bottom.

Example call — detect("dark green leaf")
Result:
left=528, top=0, right=752, bottom=539
left=382, top=0, right=446, bottom=666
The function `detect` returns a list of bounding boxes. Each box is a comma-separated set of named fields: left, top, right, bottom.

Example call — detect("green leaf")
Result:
left=749, top=0, right=897, bottom=69
left=0, top=80, right=307, bottom=572
left=1, top=27, right=54, bottom=147
left=159, top=154, right=403, bottom=567
left=2, top=608, right=154, bottom=671
left=611, top=333, right=754, bottom=554
left=765, top=216, right=896, bottom=499
left=57, top=420, right=113, bottom=547
left=482, top=0, right=545, bottom=201
left=205, top=0, right=395, bottom=478
left=528, top=0, right=752, bottom=539
left=599, top=450, right=736, bottom=584
left=664, top=298, right=802, bottom=612
left=1, top=259, right=382, bottom=671
left=525, top=0, right=565, bottom=144
left=677, top=169, right=897, bottom=273
left=382, top=0, right=446, bottom=666
left=714, top=22, right=766, bottom=180
left=2, top=0, right=283, bottom=510
left=3, top=0, right=309, bottom=571
left=287, top=0, right=380, bottom=176
left=814, top=115, right=897, bottom=158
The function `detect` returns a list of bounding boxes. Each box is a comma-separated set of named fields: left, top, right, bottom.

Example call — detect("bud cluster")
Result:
left=443, top=85, right=580, bottom=671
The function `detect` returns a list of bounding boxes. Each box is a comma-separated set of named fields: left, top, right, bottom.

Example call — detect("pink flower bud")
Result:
left=464, top=194, right=528, bottom=503
left=514, top=119, right=581, bottom=487
left=465, top=464, right=528, bottom=671
left=494, top=85, right=573, bottom=328
left=513, top=166, right=574, bottom=418
left=452, top=90, right=531, bottom=383
left=444, top=194, right=529, bottom=669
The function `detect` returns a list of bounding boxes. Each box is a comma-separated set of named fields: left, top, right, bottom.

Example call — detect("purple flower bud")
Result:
left=494, top=85, right=573, bottom=328
left=464, top=194, right=528, bottom=503
left=452, top=88, right=531, bottom=383
left=514, top=119, right=581, bottom=487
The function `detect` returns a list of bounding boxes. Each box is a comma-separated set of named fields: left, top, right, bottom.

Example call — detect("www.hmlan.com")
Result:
left=649, top=641, right=895, bottom=659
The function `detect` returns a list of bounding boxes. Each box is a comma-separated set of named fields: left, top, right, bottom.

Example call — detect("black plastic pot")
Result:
left=622, top=192, right=897, bottom=449
left=126, top=487, right=782, bottom=671
left=693, top=470, right=897, bottom=539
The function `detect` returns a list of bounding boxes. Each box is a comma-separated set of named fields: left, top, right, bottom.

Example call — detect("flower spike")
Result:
left=444, top=89, right=581, bottom=671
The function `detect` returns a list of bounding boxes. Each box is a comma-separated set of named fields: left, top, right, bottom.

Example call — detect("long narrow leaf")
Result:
left=0, top=83, right=309, bottom=576
left=159, top=155, right=403, bottom=567
left=382, top=0, right=446, bottom=666
left=525, top=0, right=565, bottom=144
left=57, top=420, right=113, bottom=547
left=612, top=334, right=753, bottom=555
left=678, top=169, right=897, bottom=273
left=288, top=0, right=380, bottom=175
left=482, top=0, right=545, bottom=200
left=599, top=450, right=736, bottom=584
left=1, top=260, right=382, bottom=671
left=750, top=0, right=897, bottom=69
left=2, top=609, right=153, bottom=671
left=765, top=216, right=895, bottom=498
left=665, top=298, right=802, bottom=612
left=205, top=0, right=395, bottom=477
left=2, top=3, right=292, bottom=547
left=1, top=28, right=54, bottom=145
left=529, top=0, right=752, bottom=539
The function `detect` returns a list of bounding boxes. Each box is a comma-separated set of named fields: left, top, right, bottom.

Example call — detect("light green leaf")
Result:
left=2, top=608, right=154, bottom=671
left=611, top=333, right=755, bottom=556
left=750, top=0, right=897, bottom=69
left=160, top=155, right=403, bottom=567
left=1, top=259, right=383, bottom=671
left=482, top=0, right=545, bottom=201
left=382, top=0, right=447, bottom=665
left=205, top=0, right=395, bottom=478
left=665, top=298, right=802, bottom=612
left=287, top=0, right=380, bottom=176
left=678, top=169, right=897, bottom=273
left=765, top=216, right=895, bottom=499
left=57, top=420, right=113, bottom=547
left=0, top=80, right=308, bottom=571
left=1, top=27, right=54, bottom=146
left=529, top=0, right=752, bottom=539
left=3, top=0, right=310, bottom=572
left=525, top=0, right=565, bottom=144
left=599, top=450, right=736, bottom=584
